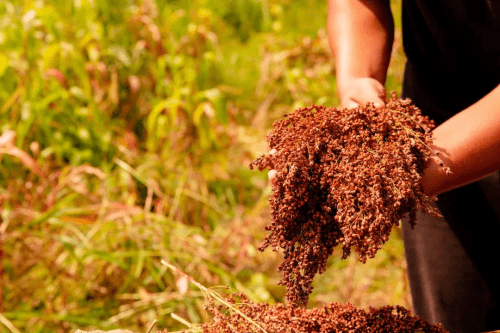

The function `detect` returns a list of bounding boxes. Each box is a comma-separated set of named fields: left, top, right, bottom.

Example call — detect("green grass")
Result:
left=0, top=0, right=407, bottom=332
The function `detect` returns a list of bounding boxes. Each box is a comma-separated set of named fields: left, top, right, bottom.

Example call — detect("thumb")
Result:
left=268, top=169, right=277, bottom=187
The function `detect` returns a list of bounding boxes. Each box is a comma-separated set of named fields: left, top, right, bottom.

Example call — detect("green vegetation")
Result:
left=0, top=0, right=406, bottom=332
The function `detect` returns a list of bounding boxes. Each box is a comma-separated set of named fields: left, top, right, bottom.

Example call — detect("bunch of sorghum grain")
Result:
left=177, top=294, right=448, bottom=333
left=250, top=93, right=449, bottom=306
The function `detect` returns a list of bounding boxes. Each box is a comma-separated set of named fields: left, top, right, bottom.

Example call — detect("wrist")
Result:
left=421, top=142, right=453, bottom=197
left=421, top=154, right=446, bottom=197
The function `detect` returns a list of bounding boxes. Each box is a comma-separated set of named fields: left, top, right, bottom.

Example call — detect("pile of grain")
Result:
left=168, top=294, right=448, bottom=332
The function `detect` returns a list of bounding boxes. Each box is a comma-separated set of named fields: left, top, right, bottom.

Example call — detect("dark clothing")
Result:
left=401, top=174, right=500, bottom=333
left=401, top=0, right=500, bottom=332
left=402, top=0, right=500, bottom=124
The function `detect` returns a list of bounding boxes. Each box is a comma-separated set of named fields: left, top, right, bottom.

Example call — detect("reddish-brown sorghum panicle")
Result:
left=250, top=93, right=448, bottom=306
left=166, top=294, right=448, bottom=332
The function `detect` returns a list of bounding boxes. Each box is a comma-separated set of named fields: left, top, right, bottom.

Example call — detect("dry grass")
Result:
left=0, top=0, right=408, bottom=332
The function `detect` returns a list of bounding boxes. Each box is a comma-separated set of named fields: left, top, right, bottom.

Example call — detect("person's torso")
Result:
left=402, top=0, right=500, bottom=121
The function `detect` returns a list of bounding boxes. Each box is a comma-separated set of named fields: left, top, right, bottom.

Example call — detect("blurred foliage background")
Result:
left=0, top=0, right=407, bottom=332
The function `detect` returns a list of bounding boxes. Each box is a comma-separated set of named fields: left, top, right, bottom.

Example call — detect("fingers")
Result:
left=342, top=94, right=386, bottom=109
left=342, top=98, right=385, bottom=109
left=339, top=77, right=387, bottom=109
left=342, top=99, right=360, bottom=109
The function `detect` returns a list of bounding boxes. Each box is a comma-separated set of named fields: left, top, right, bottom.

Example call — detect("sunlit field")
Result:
left=0, top=0, right=407, bottom=332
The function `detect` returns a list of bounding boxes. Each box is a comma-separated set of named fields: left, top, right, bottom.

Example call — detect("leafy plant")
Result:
left=0, top=0, right=407, bottom=332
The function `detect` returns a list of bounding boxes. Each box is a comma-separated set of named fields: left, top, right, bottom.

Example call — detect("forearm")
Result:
left=327, top=0, right=394, bottom=91
left=423, top=84, right=500, bottom=196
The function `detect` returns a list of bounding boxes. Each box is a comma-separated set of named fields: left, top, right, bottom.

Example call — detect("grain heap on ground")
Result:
left=169, top=294, right=448, bottom=333
left=250, top=93, right=450, bottom=306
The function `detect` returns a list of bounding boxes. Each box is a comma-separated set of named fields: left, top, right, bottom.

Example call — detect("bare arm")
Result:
left=327, top=0, right=500, bottom=196
left=327, top=0, right=394, bottom=108
left=274, top=1, right=500, bottom=198
left=268, top=0, right=394, bottom=183
left=422, top=84, right=500, bottom=196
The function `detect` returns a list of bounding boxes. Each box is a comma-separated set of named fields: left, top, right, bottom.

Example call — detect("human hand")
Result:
left=267, top=77, right=386, bottom=185
left=338, top=77, right=386, bottom=109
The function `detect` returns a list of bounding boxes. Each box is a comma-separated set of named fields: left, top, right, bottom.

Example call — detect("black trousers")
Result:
left=402, top=62, right=500, bottom=333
